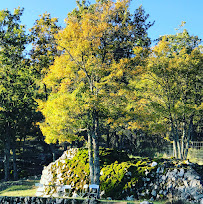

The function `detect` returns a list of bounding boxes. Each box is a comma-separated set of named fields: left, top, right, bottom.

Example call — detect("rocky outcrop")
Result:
left=36, top=148, right=79, bottom=197
left=36, top=148, right=203, bottom=203
left=138, top=163, right=203, bottom=202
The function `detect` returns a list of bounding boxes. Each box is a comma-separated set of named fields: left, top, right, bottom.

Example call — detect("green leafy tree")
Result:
left=30, top=12, right=61, bottom=100
left=0, top=8, right=37, bottom=180
left=131, top=30, right=203, bottom=159
left=38, top=0, right=153, bottom=186
left=29, top=12, right=61, bottom=161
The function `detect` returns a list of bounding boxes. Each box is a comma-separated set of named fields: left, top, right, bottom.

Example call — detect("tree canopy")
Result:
left=37, top=0, right=154, bottom=184
left=0, top=7, right=38, bottom=180
left=131, top=30, right=203, bottom=159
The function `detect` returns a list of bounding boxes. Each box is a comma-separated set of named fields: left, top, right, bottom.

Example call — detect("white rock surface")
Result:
left=140, top=201, right=152, bottom=204
left=151, top=162, right=157, bottom=167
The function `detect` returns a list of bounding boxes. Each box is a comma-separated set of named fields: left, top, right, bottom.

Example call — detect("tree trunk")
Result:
left=12, top=141, right=18, bottom=180
left=115, top=132, right=119, bottom=149
left=19, top=137, right=22, bottom=154
left=63, top=142, right=68, bottom=151
left=171, top=122, right=179, bottom=159
left=181, top=115, right=189, bottom=159
left=93, top=111, right=100, bottom=185
left=169, top=107, right=180, bottom=159
left=173, top=140, right=178, bottom=158
left=177, top=140, right=182, bottom=159
left=106, top=128, right=110, bottom=148
left=184, top=140, right=189, bottom=160
left=174, top=123, right=182, bottom=159
left=119, top=134, right=124, bottom=150
left=184, top=116, right=193, bottom=159
left=4, top=134, right=10, bottom=181
left=88, top=130, right=94, bottom=184
left=44, top=83, right=48, bottom=101
left=181, top=120, right=186, bottom=158
left=50, top=144, right=56, bottom=161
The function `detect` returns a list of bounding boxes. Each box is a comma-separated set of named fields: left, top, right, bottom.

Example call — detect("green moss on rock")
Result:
left=41, top=148, right=203, bottom=200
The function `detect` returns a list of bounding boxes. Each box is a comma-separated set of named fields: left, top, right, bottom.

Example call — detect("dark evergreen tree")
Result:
left=0, top=7, right=38, bottom=180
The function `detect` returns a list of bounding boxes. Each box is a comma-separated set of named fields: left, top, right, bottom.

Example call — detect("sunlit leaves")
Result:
left=30, top=12, right=61, bottom=95
left=133, top=30, right=203, bottom=139
left=37, top=93, right=82, bottom=143
left=38, top=0, right=153, bottom=145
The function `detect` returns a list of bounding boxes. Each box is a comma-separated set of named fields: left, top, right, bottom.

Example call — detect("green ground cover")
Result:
left=0, top=180, right=38, bottom=197
left=0, top=185, right=37, bottom=197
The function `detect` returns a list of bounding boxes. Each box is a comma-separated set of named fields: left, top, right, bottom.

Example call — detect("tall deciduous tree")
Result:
left=38, top=0, right=153, bottom=186
left=131, top=30, right=202, bottom=159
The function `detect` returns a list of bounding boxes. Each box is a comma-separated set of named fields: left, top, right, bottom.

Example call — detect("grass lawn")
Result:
left=0, top=185, right=37, bottom=197
left=0, top=179, right=38, bottom=197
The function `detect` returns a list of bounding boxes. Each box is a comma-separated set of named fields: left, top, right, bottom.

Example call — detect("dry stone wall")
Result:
left=37, top=148, right=79, bottom=197
left=138, top=163, right=203, bottom=202
left=36, top=148, right=203, bottom=203
left=0, top=196, right=96, bottom=204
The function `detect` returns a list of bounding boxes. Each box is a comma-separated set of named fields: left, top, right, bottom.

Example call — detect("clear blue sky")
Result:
left=1, top=0, right=203, bottom=43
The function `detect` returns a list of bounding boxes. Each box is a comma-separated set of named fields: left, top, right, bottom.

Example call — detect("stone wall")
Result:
left=138, top=163, right=203, bottom=202
left=0, top=196, right=94, bottom=204
left=37, top=148, right=79, bottom=197
left=0, top=197, right=131, bottom=204
left=36, top=148, right=203, bottom=203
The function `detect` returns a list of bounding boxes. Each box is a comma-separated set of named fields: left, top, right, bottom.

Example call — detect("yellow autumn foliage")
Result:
left=37, top=0, right=154, bottom=144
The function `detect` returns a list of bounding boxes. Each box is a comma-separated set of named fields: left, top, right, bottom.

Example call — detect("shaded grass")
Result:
left=187, top=149, right=203, bottom=165
left=0, top=185, right=37, bottom=196
left=0, top=179, right=38, bottom=197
